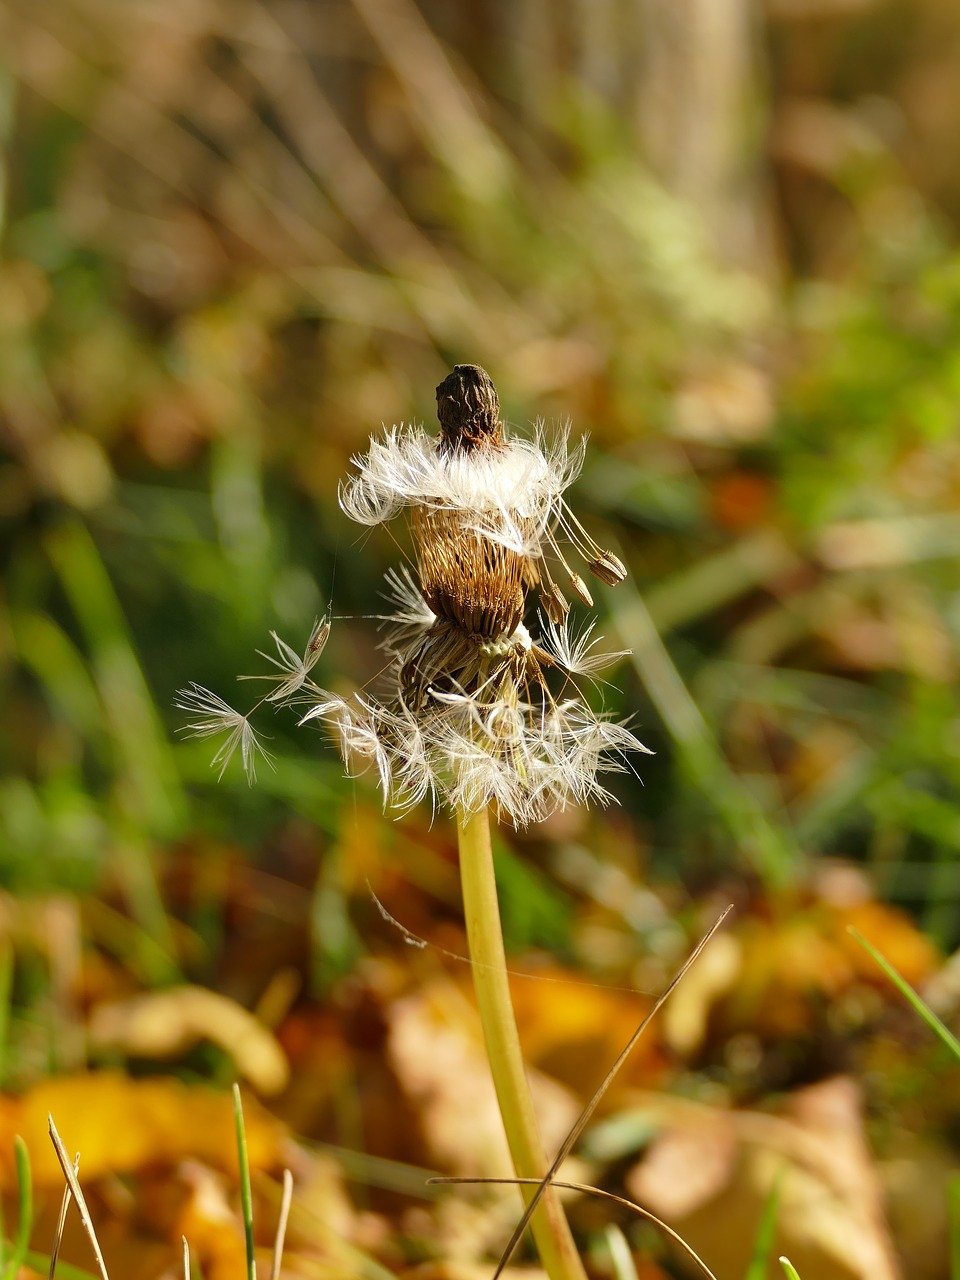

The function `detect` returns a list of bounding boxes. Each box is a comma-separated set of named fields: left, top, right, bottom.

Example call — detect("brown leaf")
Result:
left=708, top=896, right=937, bottom=1043
left=627, top=1077, right=901, bottom=1280
left=172, top=1161, right=250, bottom=1280
left=387, top=979, right=579, bottom=1177
left=661, top=933, right=742, bottom=1058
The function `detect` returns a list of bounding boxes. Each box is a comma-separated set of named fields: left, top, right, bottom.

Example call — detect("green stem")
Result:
left=456, top=805, right=586, bottom=1280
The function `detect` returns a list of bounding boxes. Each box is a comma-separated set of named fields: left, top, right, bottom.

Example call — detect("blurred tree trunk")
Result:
left=487, top=0, right=775, bottom=274
left=633, top=0, right=775, bottom=272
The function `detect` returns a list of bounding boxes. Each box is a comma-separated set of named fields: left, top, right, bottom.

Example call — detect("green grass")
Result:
left=745, top=1173, right=782, bottom=1280
left=850, top=927, right=960, bottom=1061
left=233, top=1084, right=257, bottom=1280
left=1, top=1137, right=33, bottom=1280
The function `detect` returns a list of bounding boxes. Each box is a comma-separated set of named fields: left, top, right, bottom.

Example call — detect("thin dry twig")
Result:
left=429, top=1176, right=719, bottom=1280
left=48, top=1152, right=80, bottom=1280
left=270, top=1169, right=294, bottom=1280
left=370, top=883, right=674, bottom=994
left=48, top=1116, right=111, bottom=1280
left=487, top=906, right=733, bottom=1280
left=182, top=1235, right=190, bottom=1280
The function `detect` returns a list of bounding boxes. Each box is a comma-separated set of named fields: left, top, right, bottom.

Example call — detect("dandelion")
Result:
left=300, top=364, right=649, bottom=1280
left=178, top=365, right=649, bottom=1280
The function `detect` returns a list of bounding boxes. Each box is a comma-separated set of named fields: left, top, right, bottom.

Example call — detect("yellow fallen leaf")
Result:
left=0, top=1073, right=285, bottom=1190
left=88, top=985, right=290, bottom=1094
left=506, top=967, right=665, bottom=1097
left=661, top=933, right=742, bottom=1058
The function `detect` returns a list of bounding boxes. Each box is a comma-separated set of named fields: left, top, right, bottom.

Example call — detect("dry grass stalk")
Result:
left=47, top=1116, right=110, bottom=1280
left=47, top=1152, right=79, bottom=1280
left=270, top=1169, right=294, bottom=1280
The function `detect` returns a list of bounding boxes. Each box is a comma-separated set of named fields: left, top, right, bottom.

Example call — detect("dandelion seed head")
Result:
left=180, top=365, right=649, bottom=823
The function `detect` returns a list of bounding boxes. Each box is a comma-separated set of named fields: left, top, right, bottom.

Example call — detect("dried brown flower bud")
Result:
left=436, top=364, right=503, bottom=454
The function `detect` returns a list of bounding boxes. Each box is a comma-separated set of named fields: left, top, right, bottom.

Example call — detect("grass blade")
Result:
left=848, top=928, right=960, bottom=1061
left=233, top=1084, right=257, bottom=1280
left=49, top=1154, right=79, bottom=1280
left=429, top=1176, right=718, bottom=1280
left=1, top=1136, right=33, bottom=1280
left=30, top=1253, right=97, bottom=1280
left=489, top=906, right=732, bottom=1280
left=779, top=1259, right=802, bottom=1279
left=604, top=1225, right=638, bottom=1280
left=615, top=585, right=797, bottom=887
left=745, top=1170, right=781, bottom=1280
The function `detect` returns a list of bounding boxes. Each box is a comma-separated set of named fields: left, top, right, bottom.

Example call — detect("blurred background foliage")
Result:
left=4, top=1, right=960, bottom=1275
left=2, top=0, right=960, bottom=1047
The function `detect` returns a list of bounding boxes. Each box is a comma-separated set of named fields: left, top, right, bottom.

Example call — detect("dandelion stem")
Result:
left=456, top=805, right=586, bottom=1280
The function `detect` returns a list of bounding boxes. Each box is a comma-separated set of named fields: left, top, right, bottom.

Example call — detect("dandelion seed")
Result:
left=174, top=684, right=273, bottom=783
left=374, top=566, right=437, bottom=652
left=567, top=572, right=593, bottom=608
left=240, top=618, right=330, bottom=703
left=540, top=615, right=631, bottom=680
left=587, top=549, right=628, bottom=586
